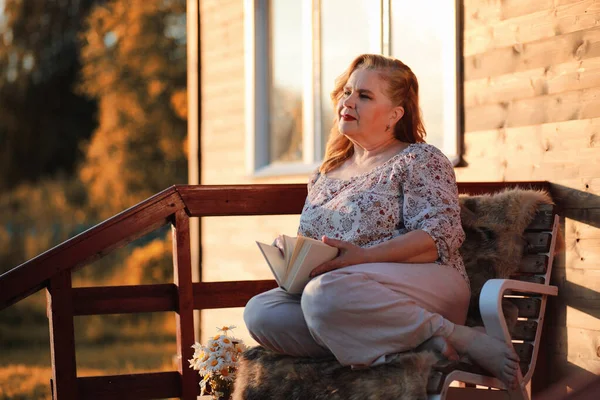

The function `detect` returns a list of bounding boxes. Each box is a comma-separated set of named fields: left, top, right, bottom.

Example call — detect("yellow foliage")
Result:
left=77, top=0, right=188, bottom=219
left=0, top=365, right=52, bottom=400
left=170, top=89, right=187, bottom=119
left=0, top=343, right=176, bottom=399
left=0, top=177, right=89, bottom=270
left=148, top=79, right=166, bottom=98
left=111, top=235, right=173, bottom=286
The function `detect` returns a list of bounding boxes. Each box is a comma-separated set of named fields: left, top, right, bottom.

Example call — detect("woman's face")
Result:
left=336, top=68, right=403, bottom=145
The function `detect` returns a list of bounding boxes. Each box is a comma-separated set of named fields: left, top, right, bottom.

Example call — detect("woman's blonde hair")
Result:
left=320, top=54, right=426, bottom=174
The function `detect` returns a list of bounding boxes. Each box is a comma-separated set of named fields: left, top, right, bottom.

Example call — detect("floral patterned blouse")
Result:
left=298, top=143, right=468, bottom=284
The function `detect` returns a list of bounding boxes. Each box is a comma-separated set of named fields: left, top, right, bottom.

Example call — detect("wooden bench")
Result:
left=0, top=182, right=559, bottom=400
left=428, top=204, right=560, bottom=400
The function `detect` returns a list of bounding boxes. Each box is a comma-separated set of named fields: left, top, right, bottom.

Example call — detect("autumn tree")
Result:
left=0, top=0, right=188, bottom=352
left=78, top=0, right=188, bottom=218
left=0, top=0, right=98, bottom=190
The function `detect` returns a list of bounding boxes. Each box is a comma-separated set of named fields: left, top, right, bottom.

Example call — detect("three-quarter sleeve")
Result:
left=307, top=168, right=320, bottom=192
left=402, top=146, right=465, bottom=265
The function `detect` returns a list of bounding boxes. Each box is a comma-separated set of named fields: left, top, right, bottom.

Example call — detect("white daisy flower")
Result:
left=189, top=326, right=246, bottom=398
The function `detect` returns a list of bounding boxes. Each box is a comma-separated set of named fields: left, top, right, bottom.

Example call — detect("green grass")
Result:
left=1, top=341, right=179, bottom=399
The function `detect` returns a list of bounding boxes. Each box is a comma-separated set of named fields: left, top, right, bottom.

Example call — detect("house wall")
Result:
left=199, top=0, right=600, bottom=391
left=199, top=0, right=305, bottom=346
left=459, top=0, right=600, bottom=392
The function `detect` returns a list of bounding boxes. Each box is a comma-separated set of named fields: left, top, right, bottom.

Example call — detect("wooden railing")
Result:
left=0, top=182, right=552, bottom=400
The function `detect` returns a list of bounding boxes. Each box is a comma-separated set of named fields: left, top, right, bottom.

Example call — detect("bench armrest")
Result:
left=480, top=278, right=557, bottom=343
left=478, top=278, right=558, bottom=393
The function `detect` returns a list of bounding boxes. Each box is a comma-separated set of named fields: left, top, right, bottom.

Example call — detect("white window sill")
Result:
left=249, top=162, right=321, bottom=179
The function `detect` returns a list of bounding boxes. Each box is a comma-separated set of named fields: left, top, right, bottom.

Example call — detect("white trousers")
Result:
left=244, top=262, right=470, bottom=367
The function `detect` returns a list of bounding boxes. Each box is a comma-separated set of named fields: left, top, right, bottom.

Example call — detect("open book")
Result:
left=256, top=235, right=338, bottom=294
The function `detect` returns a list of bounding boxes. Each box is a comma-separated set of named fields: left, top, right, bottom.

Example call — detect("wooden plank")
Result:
left=465, top=25, right=600, bottom=80
left=514, top=275, right=546, bottom=285
left=551, top=178, right=600, bottom=209
left=70, top=280, right=281, bottom=314
left=172, top=210, right=199, bottom=399
left=454, top=151, right=505, bottom=181
left=547, top=326, right=600, bottom=364
left=465, top=57, right=600, bottom=107
left=563, top=305, right=600, bottom=331
left=560, top=209, right=600, bottom=268
left=47, top=270, right=78, bottom=399
left=519, top=255, right=549, bottom=274
left=193, top=280, right=278, bottom=309
left=514, top=342, right=534, bottom=363
left=77, top=372, right=181, bottom=400
left=463, top=0, right=580, bottom=31
left=527, top=205, right=556, bottom=230
left=513, top=320, right=538, bottom=341
left=564, top=376, right=600, bottom=400
left=565, top=208, right=600, bottom=241
left=508, top=297, right=542, bottom=318
left=466, top=85, right=600, bottom=132
left=176, top=183, right=551, bottom=217
left=553, top=268, right=600, bottom=301
left=0, top=187, right=184, bottom=311
left=545, top=295, right=596, bottom=328
left=549, top=269, right=600, bottom=332
left=466, top=148, right=598, bottom=183
left=565, top=237, right=600, bottom=270
left=176, top=184, right=308, bottom=216
left=72, top=284, right=177, bottom=315
left=525, top=232, right=552, bottom=253
left=532, top=356, right=600, bottom=397
left=505, top=158, right=596, bottom=182
left=501, top=0, right=555, bottom=20
left=463, top=0, right=502, bottom=31
left=444, top=387, right=511, bottom=400
left=465, top=0, right=600, bottom=57
left=458, top=122, right=600, bottom=184
left=462, top=118, right=600, bottom=174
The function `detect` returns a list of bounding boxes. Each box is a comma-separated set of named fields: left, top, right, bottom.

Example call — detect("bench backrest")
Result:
left=507, top=204, right=560, bottom=383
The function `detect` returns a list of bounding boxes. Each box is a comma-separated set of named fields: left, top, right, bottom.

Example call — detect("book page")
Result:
left=285, top=240, right=338, bottom=294
left=282, top=235, right=298, bottom=274
left=289, top=235, right=326, bottom=266
left=255, top=241, right=287, bottom=287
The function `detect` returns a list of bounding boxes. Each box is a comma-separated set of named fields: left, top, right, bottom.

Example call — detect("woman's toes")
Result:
left=507, top=351, right=520, bottom=362
left=504, top=362, right=518, bottom=371
left=505, top=373, right=517, bottom=386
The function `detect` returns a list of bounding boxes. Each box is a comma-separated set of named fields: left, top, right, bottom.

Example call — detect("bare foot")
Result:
left=418, top=336, right=459, bottom=361
left=447, top=324, right=520, bottom=389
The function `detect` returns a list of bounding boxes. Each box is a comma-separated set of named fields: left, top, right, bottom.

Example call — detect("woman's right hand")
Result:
left=271, top=235, right=285, bottom=257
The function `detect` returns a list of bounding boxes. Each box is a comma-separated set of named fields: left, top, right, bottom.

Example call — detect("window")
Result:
left=245, top=0, right=462, bottom=176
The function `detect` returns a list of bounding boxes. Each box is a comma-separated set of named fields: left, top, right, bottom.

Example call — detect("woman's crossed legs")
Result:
left=244, top=262, right=519, bottom=388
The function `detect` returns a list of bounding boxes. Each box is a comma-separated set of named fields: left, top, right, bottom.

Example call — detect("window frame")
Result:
left=244, top=0, right=463, bottom=176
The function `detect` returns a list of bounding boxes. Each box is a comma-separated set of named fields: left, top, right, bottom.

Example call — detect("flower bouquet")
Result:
left=189, top=326, right=246, bottom=400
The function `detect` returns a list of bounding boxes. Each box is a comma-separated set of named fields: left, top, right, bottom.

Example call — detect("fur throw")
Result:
left=232, top=347, right=438, bottom=400
left=232, top=188, right=553, bottom=400
left=459, top=188, right=553, bottom=326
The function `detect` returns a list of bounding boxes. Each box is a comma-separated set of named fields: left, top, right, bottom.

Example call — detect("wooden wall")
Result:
left=199, top=0, right=599, bottom=392
left=459, top=0, right=600, bottom=393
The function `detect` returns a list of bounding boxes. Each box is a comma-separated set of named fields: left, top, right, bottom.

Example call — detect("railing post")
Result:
left=46, top=270, right=78, bottom=399
left=172, top=210, right=199, bottom=399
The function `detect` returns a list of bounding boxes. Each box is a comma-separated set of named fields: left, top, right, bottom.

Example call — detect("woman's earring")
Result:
left=385, top=124, right=390, bottom=131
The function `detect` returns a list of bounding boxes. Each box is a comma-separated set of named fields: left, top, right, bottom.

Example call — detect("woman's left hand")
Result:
left=309, top=236, right=370, bottom=278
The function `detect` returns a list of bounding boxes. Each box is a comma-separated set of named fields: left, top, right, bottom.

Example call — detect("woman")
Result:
left=244, top=54, right=519, bottom=389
